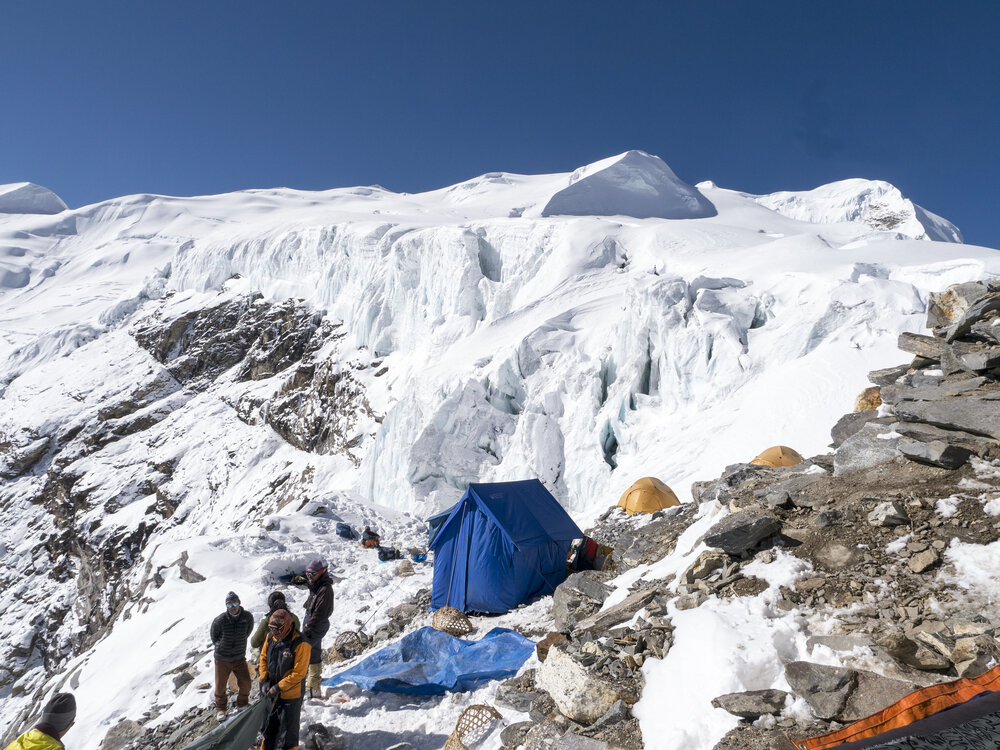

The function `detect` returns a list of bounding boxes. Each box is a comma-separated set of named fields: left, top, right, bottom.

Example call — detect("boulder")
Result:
left=958, top=346, right=1000, bottom=372
left=711, top=689, right=789, bottom=720
left=951, top=635, right=997, bottom=677
left=893, top=421, right=1000, bottom=457
left=927, top=281, right=989, bottom=330
left=897, top=332, right=941, bottom=359
left=553, top=571, right=614, bottom=632
left=784, top=661, right=856, bottom=720
left=536, top=645, right=632, bottom=724
left=894, top=396, right=1000, bottom=441
left=833, top=423, right=902, bottom=476
left=898, top=439, right=971, bottom=469
left=702, top=512, right=781, bottom=555
left=839, top=671, right=916, bottom=722
left=945, top=291, right=1000, bottom=342
left=868, top=363, right=910, bottom=386
left=830, top=411, right=882, bottom=448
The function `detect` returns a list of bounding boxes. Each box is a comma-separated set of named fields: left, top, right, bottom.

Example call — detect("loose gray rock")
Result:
left=898, top=439, right=971, bottom=469
left=552, top=571, right=614, bottom=632
left=711, top=689, right=789, bottom=720
left=908, top=548, right=941, bottom=573
left=703, top=511, right=781, bottom=555
left=867, top=500, right=909, bottom=527
left=784, top=661, right=856, bottom=720
left=501, top=722, right=534, bottom=749
left=833, top=422, right=902, bottom=476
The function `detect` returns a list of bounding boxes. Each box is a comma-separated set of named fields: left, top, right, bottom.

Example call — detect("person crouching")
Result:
left=259, top=609, right=310, bottom=750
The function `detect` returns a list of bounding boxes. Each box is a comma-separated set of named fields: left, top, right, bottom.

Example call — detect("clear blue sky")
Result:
left=3, top=1, right=998, bottom=246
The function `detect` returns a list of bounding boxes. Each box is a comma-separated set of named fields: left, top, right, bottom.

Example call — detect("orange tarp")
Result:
left=791, top=664, right=1000, bottom=749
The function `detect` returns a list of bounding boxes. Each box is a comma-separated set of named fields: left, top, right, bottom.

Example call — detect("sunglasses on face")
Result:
left=268, top=625, right=282, bottom=632
left=227, top=603, right=240, bottom=609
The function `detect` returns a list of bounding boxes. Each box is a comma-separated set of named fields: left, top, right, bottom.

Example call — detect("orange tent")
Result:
left=792, top=664, right=1000, bottom=749
left=750, top=445, right=803, bottom=467
left=617, top=477, right=679, bottom=515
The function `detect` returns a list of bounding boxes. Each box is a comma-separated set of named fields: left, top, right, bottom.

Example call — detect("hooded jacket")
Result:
left=5, top=727, right=64, bottom=750
left=250, top=609, right=300, bottom=650
left=259, top=627, right=311, bottom=700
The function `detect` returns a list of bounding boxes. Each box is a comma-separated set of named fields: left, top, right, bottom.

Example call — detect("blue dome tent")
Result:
left=430, top=479, right=583, bottom=613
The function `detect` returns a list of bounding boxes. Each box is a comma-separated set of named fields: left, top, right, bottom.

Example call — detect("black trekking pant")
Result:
left=262, top=696, right=302, bottom=750
left=303, top=620, right=330, bottom=665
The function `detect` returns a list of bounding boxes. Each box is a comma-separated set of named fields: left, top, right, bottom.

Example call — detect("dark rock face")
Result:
left=702, top=511, right=781, bottom=555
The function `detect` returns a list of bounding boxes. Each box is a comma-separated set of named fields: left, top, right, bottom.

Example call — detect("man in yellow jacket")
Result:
left=5, top=692, right=76, bottom=750
left=258, top=609, right=310, bottom=750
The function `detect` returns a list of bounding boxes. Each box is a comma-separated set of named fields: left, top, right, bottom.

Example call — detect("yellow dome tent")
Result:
left=617, top=477, right=680, bottom=515
left=750, top=445, right=804, bottom=467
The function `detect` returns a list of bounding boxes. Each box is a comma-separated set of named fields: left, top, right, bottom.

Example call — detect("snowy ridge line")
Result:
left=1, top=153, right=999, bottom=748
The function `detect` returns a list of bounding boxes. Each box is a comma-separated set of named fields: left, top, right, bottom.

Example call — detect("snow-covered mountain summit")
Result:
left=1, top=153, right=999, bottom=748
left=540, top=150, right=716, bottom=220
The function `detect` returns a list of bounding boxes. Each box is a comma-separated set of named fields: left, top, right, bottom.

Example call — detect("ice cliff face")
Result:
left=0, top=153, right=999, bottom=743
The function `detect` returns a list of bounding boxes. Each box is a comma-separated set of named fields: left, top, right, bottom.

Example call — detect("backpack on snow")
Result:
left=336, top=522, right=355, bottom=539
left=377, top=546, right=401, bottom=562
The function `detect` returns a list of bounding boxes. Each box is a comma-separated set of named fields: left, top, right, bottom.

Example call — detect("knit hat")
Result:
left=305, top=559, right=326, bottom=577
left=40, top=692, right=76, bottom=732
left=266, top=590, right=286, bottom=610
left=225, top=591, right=240, bottom=606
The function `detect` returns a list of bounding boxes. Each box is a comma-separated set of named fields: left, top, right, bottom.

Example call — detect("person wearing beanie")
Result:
left=5, top=691, right=76, bottom=749
left=209, top=591, right=254, bottom=722
left=301, top=558, right=334, bottom=700
left=250, top=591, right=301, bottom=651
left=258, top=609, right=310, bottom=750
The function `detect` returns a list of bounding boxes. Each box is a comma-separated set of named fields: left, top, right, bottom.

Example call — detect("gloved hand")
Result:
left=259, top=680, right=270, bottom=697
left=268, top=684, right=278, bottom=697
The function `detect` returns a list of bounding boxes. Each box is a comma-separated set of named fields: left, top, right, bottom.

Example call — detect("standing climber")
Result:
left=259, top=609, right=310, bottom=750
left=302, top=558, right=334, bottom=699
left=210, top=591, right=254, bottom=721
left=5, top=692, right=76, bottom=749
left=251, top=591, right=301, bottom=652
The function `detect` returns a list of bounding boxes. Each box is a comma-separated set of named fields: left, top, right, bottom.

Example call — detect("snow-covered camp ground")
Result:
left=2, top=151, right=1000, bottom=748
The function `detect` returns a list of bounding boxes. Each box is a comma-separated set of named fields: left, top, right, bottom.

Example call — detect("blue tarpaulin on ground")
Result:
left=323, top=626, right=535, bottom=695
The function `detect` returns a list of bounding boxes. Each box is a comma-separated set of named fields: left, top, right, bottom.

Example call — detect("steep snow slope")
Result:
left=1, top=152, right=999, bottom=748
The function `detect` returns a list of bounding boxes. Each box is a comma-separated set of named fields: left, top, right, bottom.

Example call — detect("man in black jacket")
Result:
left=302, top=559, right=334, bottom=699
left=210, top=591, right=254, bottom=720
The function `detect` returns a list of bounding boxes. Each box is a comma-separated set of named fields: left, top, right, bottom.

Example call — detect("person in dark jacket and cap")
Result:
left=210, top=591, right=254, bottom=721
left=5, top=691, right=76, bottom=749
left=302, top=559, right=334, bottom=698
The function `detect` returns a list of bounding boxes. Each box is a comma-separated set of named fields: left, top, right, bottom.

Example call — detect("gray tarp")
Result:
left=179, top=698, right=271, bottom=750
